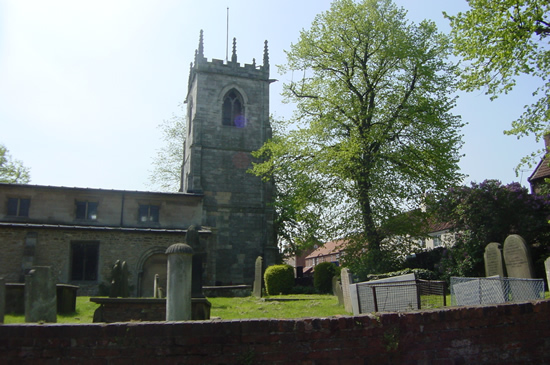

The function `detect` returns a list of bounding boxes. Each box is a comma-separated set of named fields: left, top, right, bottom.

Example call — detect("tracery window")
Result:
left=222, top=89, right=245, bottom=127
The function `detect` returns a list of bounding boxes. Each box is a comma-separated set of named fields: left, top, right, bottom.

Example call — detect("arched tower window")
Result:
left=222, top=89, right=245, bottom=127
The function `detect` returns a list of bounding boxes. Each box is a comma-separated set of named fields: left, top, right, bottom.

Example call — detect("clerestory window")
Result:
left=222, top=89, right=245, bottom=127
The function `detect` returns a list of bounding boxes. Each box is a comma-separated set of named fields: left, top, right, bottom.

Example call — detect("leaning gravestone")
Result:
left=253, top=256, right=263, bottom=298
left=340, top=268, right=353, bottom=313
left=503, top=234, right=535, bottom=278
left=25, top=266, right=57, bottom=323
left=484, top=242, right=505, bottom=277
left=545, top=257, right=550, bottom=292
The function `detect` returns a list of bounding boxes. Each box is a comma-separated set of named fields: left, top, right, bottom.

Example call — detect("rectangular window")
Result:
left=433, top=235, right=442, bottom=248
left=70, top=241, right=99, bottom=281
left=7, top=197, right=30, bottom=217
left=139, top=204, right=159, bottom=222
left=76, top=201, right=98, bottom=220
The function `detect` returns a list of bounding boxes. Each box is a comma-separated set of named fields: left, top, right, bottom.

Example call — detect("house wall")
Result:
left=2, top=300, right=549, bottom=363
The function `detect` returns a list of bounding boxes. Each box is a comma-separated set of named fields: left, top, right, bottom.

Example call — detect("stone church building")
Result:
left=0, top=32, right=277, bottom=296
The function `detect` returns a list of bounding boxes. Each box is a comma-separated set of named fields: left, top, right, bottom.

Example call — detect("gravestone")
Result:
left=166, top=243, right=193, bottom=321
left=484, top=242, right=505, bottom=277
left=109, top=260, right=122, bottom=298
left=503, top=234, right=535, bottom=278
left=332, top=276, right=344, bottom=306
left=0, top=277, right=4, bottom=323
left=25, top=266, right=57, bottom=323
left=545, top=257, right=550, bottom=291
left=120, top=261, right=129, bottom=298
left=253, top=256, right=263, bottom=298
left=154, top=274, right=160, bottom=298
left=340, top=268, right=353, bottom=313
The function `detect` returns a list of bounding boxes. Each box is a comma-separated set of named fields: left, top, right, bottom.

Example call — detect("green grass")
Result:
left=210, top=295, right=348, bottom=320
left=3, top=295, right=348, bottom=324
left=4, top=292, right=549, bottom=324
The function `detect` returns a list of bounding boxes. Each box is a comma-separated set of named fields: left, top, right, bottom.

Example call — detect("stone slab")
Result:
left=484, top=242, right=504, bottom=277
left=341, top=268, right=353, bottom=313
left=24, top=266, right=57, bottom=323
left=503, top=234, right=534, bottom=278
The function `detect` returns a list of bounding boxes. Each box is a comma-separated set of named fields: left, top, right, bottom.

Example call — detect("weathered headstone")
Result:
left=25, top=266, right=57, bottom=323
left=332, top=276, right=344, bottom=306
left=503, top=234, right=535, bottom=278
left=120, top=261, right=129, bottom=298
left=0, top=277, right=5, bottom=323
left=545, top=257, right=550, bottom=292
left=109, top=260, right=122, bottom=298
left=154, top=274, right=160, bottom=298
left=340, top=268, right=353, bottom=313
left=166, top=243, right=193, bottom=321
left=484, top=242, right=505, bottom=277
left=253, top=256, right=263, bottom=298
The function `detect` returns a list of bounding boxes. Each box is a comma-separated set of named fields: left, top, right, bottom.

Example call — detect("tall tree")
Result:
left=148, top=104, right=186, bottom=192
left=252, top=0, right=464, bottom=272
left=0, top=144, right=30, bottom=184
left=428, top=180, right=550, bottom=281
left=445, top=0, right=550, bottom=168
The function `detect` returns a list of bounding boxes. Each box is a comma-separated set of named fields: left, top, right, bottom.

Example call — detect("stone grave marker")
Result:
left=25, top=266, right=57, bottom=323
left=484, top=242, right=505, bottom=277
left=166, top=243, right=193, bottom=321
left=503, top=234, right=535, bottom=278
left=0, top=277, right=4, bottom=323
left=332, top=276, right=344, bottom=306
left=253, top=256, right=263, bottom=298
left=340, top=268, right=353, bottom=313
left=545, top=257, right=550, bottom=292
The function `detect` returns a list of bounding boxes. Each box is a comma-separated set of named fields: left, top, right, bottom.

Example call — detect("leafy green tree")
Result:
left=148, top=103, right=186, bottom=192
left=445, top=0, right=550, bottom=168
left=428, top=180, right=550, bottom=281
left=0, top=144, right=30, bottom=184
left=313, top=262, right=338, bottom=294
left=252, top=0, right=464, bottom=273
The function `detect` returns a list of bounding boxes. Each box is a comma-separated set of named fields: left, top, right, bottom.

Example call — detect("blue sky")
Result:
left=0, top=0, right=543, bottom=191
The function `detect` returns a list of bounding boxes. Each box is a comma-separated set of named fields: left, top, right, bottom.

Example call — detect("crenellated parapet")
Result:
left=188, top=30, right=270, bottom=90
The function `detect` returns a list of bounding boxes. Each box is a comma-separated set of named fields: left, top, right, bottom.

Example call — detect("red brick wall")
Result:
left=2, top=300, right=550, bottom=364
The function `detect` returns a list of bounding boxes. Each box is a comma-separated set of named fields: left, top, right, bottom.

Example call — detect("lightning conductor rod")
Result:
left=226, top=7, right=229, bottom=62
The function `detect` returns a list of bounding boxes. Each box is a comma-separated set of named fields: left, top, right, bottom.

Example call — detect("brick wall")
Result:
left=2, top=300, right=550, bottom=364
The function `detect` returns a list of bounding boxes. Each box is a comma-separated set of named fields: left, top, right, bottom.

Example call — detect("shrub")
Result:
left=314, top=262, right=338, bottom=294
left=264, top=264, right=295, bottom=295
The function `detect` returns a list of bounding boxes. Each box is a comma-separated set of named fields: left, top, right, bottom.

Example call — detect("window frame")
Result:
left=221, top=89, right=245, bottom=127
left=139, top=204, right=160, bottom=223
left=70, top=241, right=100, bottom=282
left=75, top=201, right=98, bottom=221
left=7, top=197, right=30, bottom=217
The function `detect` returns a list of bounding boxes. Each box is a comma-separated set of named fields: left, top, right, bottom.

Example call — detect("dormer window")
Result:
left=76, top=201, right=98, bottom=220
left=222, top=89, right=245, bottom=127
left=7, top=197, right=30, bottom=217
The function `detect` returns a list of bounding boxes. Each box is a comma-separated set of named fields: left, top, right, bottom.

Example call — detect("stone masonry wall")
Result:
left=0, top=226, right=198, bottom=296
left=2, top=300, right=550, bottom=364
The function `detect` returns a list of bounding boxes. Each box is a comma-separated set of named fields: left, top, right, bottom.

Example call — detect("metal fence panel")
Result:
left=351, top=279, right=446, bottom=314
left=450, top=277, right=545, bottom=306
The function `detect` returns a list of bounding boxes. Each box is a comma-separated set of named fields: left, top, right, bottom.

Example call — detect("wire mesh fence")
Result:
left=450, top=276, right=545, bottom=306
left=350, top=279, right=446, bottom=314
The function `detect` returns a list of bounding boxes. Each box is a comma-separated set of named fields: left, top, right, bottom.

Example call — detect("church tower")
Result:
left=182, top=31, right=277, bottom=285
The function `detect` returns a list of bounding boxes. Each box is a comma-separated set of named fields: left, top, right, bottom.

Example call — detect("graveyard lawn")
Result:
left=3, top=295, right=348, bottom=323
left=5, top=293, right=549, bottom=324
